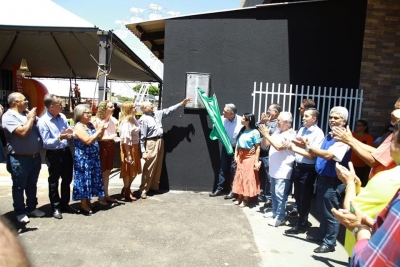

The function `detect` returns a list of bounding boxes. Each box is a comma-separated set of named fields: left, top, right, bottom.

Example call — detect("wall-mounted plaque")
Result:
left=185, top=72, right=211, bottom=109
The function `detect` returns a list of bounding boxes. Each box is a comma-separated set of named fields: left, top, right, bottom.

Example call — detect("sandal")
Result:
left=98, top=197, right=108, bottom=206
left=234, top=200, right=242, bottom=205
left=239, top=201, right=247, bottom=208
left=105, top=196, right=118, bottom=203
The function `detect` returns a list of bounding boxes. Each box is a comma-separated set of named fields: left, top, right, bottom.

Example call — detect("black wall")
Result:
left=159, top=0, right=367, bottom=191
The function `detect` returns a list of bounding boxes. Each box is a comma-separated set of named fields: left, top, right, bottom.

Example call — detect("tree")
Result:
left=148, top=85, right=159, bottom=96
left=132, top=84, right=159, bottom=96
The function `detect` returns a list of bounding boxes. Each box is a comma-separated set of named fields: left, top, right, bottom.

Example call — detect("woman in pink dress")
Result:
left=93, top=100, right=118, bottom=205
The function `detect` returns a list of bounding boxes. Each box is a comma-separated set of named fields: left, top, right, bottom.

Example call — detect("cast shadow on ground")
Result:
left=311, top=255, right=348, bottom=267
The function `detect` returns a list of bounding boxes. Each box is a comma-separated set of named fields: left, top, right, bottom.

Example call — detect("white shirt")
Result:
left=269, top=129, right=296, bottom=179
left=295, top=124, right=325, bottom=164
left=222, top=114, right=242, bottom=146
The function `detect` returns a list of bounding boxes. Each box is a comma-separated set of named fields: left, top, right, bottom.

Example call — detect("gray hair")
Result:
left=74, top=104, right=90, bottom=123
left=270, top=103, right=282, bottom=113
left=279, top=111, right=293, bottom=124
left=7, top=92, right=20, bottom=106
left=140, top=101, right=152, bottom=112
left=44, top=94, right=57, bottom=108
left=225, top=103, right=237, bottom=115
left=330, top=106, right=348, bottom=121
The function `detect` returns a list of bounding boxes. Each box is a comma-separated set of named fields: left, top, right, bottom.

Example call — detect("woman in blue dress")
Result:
left=72, top=104, right=106, bottom=215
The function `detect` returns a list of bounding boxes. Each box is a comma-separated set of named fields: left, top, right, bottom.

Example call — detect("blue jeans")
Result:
left=259, top=156, right=271, bottom=199
left=316, top=176, right=341, bottom=247
left=7, top=155, right=42, bottom=215
left=271, top=177, right=291, bottom=221
left=217, top=146, right=236, bottom=192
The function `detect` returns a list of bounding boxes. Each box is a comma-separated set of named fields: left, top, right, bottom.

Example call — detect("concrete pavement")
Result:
left=0, top=163, right=349, bottom=267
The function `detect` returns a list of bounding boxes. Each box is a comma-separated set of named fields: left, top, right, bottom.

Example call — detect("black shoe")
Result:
left=314, top=244, right=335, bottom=253
left=257, top=195, right=266, bottom=202
left=284, top=226, right=307, bottom=235
left=224, top=192, right=235, bottom=199
left=209, top=190, right=223, bottom=197
left=264, top=199, right=272, bottom=207
left=306, top=235, right=323, bottom=243
left=53, top=209, right=63, bottom=219
left=79, top=208, right=93, bottom=216
left=288, top=209, right=299, bottom=217
left=60, top=205, right=78, bottom=214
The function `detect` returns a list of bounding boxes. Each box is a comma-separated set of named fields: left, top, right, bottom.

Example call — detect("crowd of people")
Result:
left=210, top=98, right=400, bottom=265
left=2, top=90, right=400, bottom=265
left=2, top=92, right=190, bottom=222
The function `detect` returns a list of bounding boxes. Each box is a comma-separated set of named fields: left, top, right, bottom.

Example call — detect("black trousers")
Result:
left=45, top=148, right=73, bottom=209
left=292, top=163, right=317, bottom=226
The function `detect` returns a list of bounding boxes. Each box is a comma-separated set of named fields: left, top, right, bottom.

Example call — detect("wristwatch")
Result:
left=304, top=144, right=311, bottom=152
left=352, top=224, right=372, bottom=239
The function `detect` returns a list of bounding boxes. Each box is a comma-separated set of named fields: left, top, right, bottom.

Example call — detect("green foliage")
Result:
left=117, top=96, right=133, bottom=102
left=148, top=85, right=159, bottom=96
left=132, top=84, right=159, bottom=96
left=133, top=84, right=141, bottom=91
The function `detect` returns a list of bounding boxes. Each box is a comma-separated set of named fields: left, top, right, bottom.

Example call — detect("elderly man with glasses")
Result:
left=2, top=92, right=45, bottom=223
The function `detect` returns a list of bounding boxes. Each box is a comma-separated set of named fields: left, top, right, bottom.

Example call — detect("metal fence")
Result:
left=252, top=82, right=364, bottom=133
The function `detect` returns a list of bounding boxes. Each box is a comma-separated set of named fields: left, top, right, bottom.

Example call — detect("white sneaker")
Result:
left=263, top=211, right=275, bottom=218
left=27, top=209, right=45, bottom=217
left=268, top=218, right=286, bottom=227
left=16, top=214, right=30, bottom=223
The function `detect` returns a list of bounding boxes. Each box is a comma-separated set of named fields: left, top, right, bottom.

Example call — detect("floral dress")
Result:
left=72, top=122, right=105, bottom=200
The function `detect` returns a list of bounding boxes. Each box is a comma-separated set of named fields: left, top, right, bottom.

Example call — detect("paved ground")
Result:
left=0, top=163, right=349, bottom=267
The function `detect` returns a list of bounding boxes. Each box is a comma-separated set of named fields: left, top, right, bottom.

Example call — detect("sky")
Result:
left=42, top=1, right=240, bottom=98
left=52, top=1, right=240, bottom=78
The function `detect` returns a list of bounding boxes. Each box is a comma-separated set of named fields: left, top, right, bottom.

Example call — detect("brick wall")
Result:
left=360, top=0, right=400, bottom=137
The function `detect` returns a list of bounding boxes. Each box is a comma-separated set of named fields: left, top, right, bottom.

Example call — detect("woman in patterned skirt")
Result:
left=72, top=104, right=106, bottom=215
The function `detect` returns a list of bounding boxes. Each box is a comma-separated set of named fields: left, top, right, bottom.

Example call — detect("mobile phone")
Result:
left=350, top=204, right=355, bottom=213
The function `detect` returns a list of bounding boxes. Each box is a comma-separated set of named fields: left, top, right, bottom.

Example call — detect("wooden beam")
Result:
left=141, top=31, right=165, bottom=41
left=151, top=44, right=164, bottom=52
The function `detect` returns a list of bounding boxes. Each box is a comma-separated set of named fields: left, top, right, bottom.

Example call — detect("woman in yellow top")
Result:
left=335, top=118, right=400, bottom=257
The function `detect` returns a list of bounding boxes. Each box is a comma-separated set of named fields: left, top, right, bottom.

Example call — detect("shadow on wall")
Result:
left=159, top=114, right=222, bottom=191
left=159, top=124, right=196, bottom=191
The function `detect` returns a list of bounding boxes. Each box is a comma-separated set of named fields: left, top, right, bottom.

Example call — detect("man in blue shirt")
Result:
left=293, top=106, right=351, bottom=253
left=37, top=94, right=75, bottom=219
left=284, top=108, right=324, bottom=234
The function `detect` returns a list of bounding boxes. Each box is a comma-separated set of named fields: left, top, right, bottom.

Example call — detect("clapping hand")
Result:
left=258, top=124, right=271, bottom=137
left=335, top=162, right=361, bottom=194
left=260, top=113, right=271, bottom=124
left=331, top=125, right=352, bottom=144
left=292, top=136, right=308, bottom=149
left=331, top=201, right=363, bottom=231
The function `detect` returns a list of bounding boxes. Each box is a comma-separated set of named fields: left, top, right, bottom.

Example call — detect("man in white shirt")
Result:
left=210, top=103, right=242, bottom=199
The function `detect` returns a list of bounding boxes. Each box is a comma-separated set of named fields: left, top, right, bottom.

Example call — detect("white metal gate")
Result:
left=252, top=82, right=364, bottom=133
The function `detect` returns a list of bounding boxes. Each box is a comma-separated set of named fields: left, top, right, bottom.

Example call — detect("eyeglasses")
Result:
left=329, top=116, right=341, bottom=120
left=83, top=112, right=92, bottom=115
left=15, top=99, right=27, bottom=103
